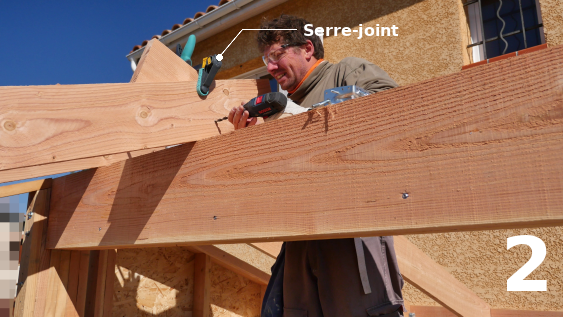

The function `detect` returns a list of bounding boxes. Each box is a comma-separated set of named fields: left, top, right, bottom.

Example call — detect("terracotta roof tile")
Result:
left=130, top=0, right=235, bottom=55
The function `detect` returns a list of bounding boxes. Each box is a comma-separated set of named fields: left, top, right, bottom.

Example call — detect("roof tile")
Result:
left=130, top=0, right=234, bottom=55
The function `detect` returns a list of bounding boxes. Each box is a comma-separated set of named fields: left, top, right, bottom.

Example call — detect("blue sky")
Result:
left=0, top=1, right=220, bottom=210
left=0, top=0, right=220, bottom=86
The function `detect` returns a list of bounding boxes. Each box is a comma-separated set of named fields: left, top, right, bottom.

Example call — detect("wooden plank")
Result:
left=75, top=251, right=91, bottom=316
left=102, top=250, right=116, bottom=317
left=491, top=309, right=563, bottom=317
left=131, top=39, right=198, bottom=83
left=84, top=250, right=100, bottom=317
left=394, top=236, right=490, bottom=317
left=14, top=189, right=51, bottom=317
left=193, top=253, right=211, bottom=317
left=189, top=245, right=270, bottom=285
left=249, top=242, right=282, bottom=259
left=64, top=251, right=82, bottom=317
left=14, top=192, right=39, bottom=317
left=0, top=179, right=51, bottom=198
left=409, top=306, right=563, bottom=317
left=0, top=78, right=270, bottom=174
left=44, top=250, right=62, bottom=317
left=93, top=250, right=108, bottom=317
left=0, top=147, right=166, bottom=184
left=47, top=45, right=563, bottom=249
left=54, top=250, right=72, bottom=317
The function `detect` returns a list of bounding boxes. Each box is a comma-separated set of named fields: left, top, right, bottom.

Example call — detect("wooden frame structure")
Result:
left=5, top=40, right=563, bottom=316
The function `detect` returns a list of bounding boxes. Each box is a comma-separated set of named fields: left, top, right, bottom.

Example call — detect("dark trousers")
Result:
left=262, top=237, right=404, bottom=317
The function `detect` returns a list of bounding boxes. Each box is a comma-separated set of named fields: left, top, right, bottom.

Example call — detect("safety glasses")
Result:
left=262, top=44, right=292, bottom=66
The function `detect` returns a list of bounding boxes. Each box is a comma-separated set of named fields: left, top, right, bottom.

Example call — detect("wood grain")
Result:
left=131, top=39, right=198, bottom=83
left=64, top=251, right=82, bottom=317
left=409, top=306, right=563, bottom=317
left=14, top=190, right=51, bottom=317
left=0, top=179, right=51, bottom=198
left=0, top=147, right=167, bottom=184
left=0, top=79, right=270, bottom=173
left=394, top=236, right=490, bottom=317
left=47, top=45, right=563, bottom=249
left=193, top=253, right=211, bottom=317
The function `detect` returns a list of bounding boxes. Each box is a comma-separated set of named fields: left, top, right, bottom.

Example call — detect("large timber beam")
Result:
left=0, top=77, right=269, bottom=182
left=47, top=45, right=563, bottom=249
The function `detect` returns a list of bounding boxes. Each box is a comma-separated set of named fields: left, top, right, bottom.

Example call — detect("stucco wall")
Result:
left=539, top=0, right=563, bottom=47
left=194, top=0, right=469, bottom=86
left=405, top=227, right=563, bottom=310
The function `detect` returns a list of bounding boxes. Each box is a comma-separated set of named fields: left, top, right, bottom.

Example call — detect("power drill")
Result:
left=215, top=92, right=287, bottom=123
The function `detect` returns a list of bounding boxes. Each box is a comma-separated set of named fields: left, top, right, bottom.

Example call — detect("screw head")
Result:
left=402, top=193, right=409, bottom=199
left=25, top=231, right=30, bottom=236
left=99, top=227, right=102, bottom=231
left=213, top=216, right=217, bottom=220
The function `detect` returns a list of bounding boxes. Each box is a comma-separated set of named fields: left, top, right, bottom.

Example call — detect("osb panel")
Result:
left=539, top=0, right=563, bottom=47
left=210, top=262, right=261, bottom=317
left=113, top=247, right=195, bottom=316
left=405, top=227, right=563, bottom=310
left=194, top=0, right=467, bottom=86
left=214, top=244, right=275, bottom=274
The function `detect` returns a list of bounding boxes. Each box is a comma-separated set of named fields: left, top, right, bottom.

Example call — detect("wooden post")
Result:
left=14, top=189, right=51, bottom=317
left=193, top=253, right=211, bottom=317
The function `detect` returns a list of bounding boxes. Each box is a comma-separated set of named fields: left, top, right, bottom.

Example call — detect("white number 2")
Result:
left=507, top=235, right=547, bottom=291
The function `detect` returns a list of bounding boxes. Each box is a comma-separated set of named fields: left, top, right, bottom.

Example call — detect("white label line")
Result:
left=217, top=29, right=297, bottom=61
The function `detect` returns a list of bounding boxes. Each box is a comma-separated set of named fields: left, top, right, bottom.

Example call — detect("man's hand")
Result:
left=228, top=101, right=258, bottom=130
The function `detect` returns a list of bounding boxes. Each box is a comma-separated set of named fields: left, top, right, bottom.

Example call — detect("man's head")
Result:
left=257, top=15, right=324, bottom=91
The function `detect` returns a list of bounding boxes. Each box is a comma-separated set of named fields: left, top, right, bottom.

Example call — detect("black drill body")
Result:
left=215, top=92, right=287, bottom=123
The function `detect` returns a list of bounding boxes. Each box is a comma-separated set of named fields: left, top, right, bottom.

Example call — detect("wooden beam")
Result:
left=14, top=189, right=51, bottom=317
left=193, top=253, right=211, bottom=317
left=131, top=39, right=198, bottom=83
left=394, top=236, right=490, bottom=317
left=189, top=245, right=270, bottom=285
left=47, top=45, right=563, bottom=249
left=0, top=179, right=51, bottom=198
left=249, top=242, right=282, bottom=259
left=0, top=78, right=269, bottom=176
left=0, top=147, right=166, bottom=185
left=0, top=39, right=199, bottom=184
left=409, top=306, right=563, bottom=317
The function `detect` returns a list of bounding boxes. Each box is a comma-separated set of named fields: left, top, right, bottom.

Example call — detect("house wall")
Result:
left=193, top=0, right=470, bottom=86
left=405, top=227, right=563, bottom=311
left=539, top=0, right=563, bottom=47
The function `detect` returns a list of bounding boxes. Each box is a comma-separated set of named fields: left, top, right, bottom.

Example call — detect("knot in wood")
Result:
left=140, top=111, right=149, bottom=118
left=3, top=121, right=15, bottom=131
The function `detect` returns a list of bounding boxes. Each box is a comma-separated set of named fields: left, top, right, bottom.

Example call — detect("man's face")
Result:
left=263, top=42, right=311, bottom=91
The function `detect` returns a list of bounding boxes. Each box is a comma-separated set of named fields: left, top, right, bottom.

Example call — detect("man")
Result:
left=228, top=15, right=404, bottom=317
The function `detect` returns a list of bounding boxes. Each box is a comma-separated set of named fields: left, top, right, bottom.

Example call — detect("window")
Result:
left=466, top=0, right=545, bottom=62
